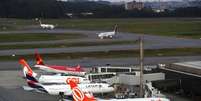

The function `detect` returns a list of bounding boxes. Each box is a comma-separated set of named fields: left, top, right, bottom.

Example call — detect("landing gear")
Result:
left=58, top=92, right=65, bottom=101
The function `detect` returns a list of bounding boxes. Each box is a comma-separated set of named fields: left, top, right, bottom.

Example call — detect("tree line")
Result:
left=0, top=0, right=201, bottom=18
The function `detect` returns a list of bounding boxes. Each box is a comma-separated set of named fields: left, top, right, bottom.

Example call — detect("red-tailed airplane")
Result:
left=34, top=52, right=86, bottom=76
left=20, top=59, right=114, bottom=101
left=19, top=58, right=90, bottom=84
left=67, top=79, right=170, bottom=101
left=67, top=79, right=96, bottom=101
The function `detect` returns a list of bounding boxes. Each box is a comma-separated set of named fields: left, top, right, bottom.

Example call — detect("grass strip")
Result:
left=1, top=48, right=201, bottom=61
left=0, top=33, right=86, bottom=42
left=0, top=40, right=138, bottom=50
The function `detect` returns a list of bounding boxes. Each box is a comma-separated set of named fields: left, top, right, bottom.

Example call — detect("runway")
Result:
left=0, top=29, right=201, bottom=56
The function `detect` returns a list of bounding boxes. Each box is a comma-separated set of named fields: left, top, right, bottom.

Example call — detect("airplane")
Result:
left=38, top=19, right=55, bottom=29
left=19, top=59, right=90, bottom=84
left=20, top=59, right=114, bottom=99
left=34, top=52, right=86, bottom=76
left=67, top=79, right=170, bottom=101
left=97, top=24, right=118, bottom=39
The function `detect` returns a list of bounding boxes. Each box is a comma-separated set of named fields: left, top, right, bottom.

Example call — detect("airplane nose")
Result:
left=108, top=87, right=115, bottom=92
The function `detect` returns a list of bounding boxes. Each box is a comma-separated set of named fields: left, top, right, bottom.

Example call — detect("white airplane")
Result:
left=39, top=20, right=55, bottom=29
left=20, top=59, right=114, bottom=98
left=97, top=24, right=118, bottom=39
left=34, top=52, right=86, bottom=76
left=67, top=79, right=170, bottom=101
left=19, top=58, right=90, bottom=84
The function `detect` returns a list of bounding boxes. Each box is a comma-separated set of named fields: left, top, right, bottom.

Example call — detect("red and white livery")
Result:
left=20, top=59, right=114, bottom=98
left=67, top=80, right=170, bottom=101
left=19, top=58, right=90, bottom=84
left=34, top=52, right=86, bottom=76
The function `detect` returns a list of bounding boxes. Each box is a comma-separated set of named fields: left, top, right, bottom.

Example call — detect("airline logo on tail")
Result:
left=67, top=79, right=96, bottom=101
left=19, top=59, right=37, bottom=77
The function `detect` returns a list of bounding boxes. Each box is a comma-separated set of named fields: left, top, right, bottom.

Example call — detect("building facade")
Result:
left=125, top=1, right=144, bottom=10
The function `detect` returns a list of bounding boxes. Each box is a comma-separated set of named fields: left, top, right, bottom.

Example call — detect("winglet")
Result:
left=114, top=24, right=118, bottom=33
left=35, top=51, right=44, bottom=65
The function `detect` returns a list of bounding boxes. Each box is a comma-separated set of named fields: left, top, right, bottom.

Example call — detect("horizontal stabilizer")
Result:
left=22, top=86, right=34, bottom=91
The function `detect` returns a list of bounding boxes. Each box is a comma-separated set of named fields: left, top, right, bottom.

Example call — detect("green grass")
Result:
left=0, top=18, right=37, bottom=30
left=0, top=40, right=138, bottom=50
left=1, top=18, right=201, bottom=38
left=0, top=33, right=86, bottom=42
left=58, top=18, right=201, bottom=38
left=2, top=48, right=201, bottom=61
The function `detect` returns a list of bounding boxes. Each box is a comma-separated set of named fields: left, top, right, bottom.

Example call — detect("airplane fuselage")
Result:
left=39, top=83, right=114, bottom=95
left=40, top=24, right=55, bottom=29
left=34, top=64, right=86, bottom=76
left=98, top=31, right=115, bottom=39
left=38, top=75, right=90, bottom=84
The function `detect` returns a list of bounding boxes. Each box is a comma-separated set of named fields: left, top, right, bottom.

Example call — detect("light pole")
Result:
left=139, top=36, right=144, bottom=98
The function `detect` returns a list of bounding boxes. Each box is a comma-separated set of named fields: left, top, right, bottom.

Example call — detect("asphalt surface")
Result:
left=0, top=29, right=201, bottom=56
left=0, top=70, right=58, bottom=101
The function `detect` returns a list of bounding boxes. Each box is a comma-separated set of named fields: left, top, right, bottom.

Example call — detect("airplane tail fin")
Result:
left=67, top=79, right=96, bottom=101
left=19, top=58, right=37, bottom=78
left=114, top=24, right=118, bottom=34
left=19, top=59, right=47, bottom=93
left=38, top=19, right=42, bottom=25
left=35, top=51, right=45, bottom=65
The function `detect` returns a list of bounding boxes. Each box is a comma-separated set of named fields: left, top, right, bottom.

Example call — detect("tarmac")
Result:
left=0, top=70, right=57, bottom=101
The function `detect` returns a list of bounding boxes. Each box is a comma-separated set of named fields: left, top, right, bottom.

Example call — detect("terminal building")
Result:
left=87, top=65, right=166, bottom=98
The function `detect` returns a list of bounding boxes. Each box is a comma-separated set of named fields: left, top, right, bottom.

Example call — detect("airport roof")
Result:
left=173, top=61, right=201, bottom=70
left=163, top=61, right=201, bottom=77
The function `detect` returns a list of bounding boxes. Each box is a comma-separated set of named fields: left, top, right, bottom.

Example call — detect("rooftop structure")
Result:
left=125, top=1, right=144, bottom=10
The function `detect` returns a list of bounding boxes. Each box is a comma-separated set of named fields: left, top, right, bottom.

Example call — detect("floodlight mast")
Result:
left=139, top=36, right=144, bottom=98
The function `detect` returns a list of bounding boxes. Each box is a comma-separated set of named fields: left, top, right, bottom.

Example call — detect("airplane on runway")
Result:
left=67, top=79, right=170, bottom=101
left=34, top=52, right=86, bottom=76
left=38, top=20, right=55, bottom=29
left=97, top=24, right=118, bottom=39
left=20, top=59, right=114, bottom=99
left=19, top=59, right=90, bottom=84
